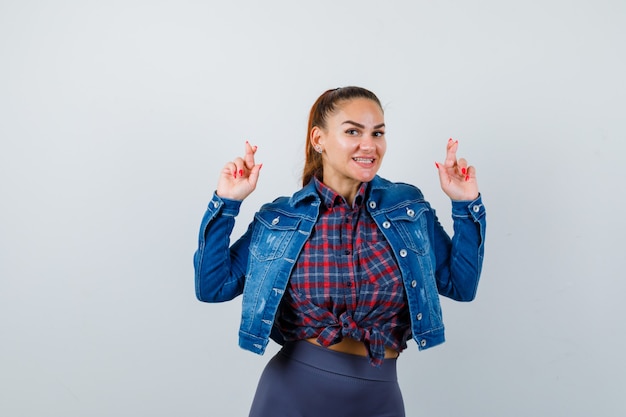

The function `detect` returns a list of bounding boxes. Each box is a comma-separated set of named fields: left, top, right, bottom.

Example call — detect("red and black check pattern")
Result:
left=278, top=178, right=411, bottom=366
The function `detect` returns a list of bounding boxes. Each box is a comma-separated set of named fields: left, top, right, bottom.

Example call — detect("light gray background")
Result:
left=1, top=1, right=625, bottom=416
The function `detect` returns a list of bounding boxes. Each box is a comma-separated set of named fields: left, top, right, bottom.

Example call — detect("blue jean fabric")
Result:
left=194, top=175, right=486, bottom=356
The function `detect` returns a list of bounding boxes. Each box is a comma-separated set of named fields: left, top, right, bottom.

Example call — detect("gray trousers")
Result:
left=249, top=341, right=405, bottom=417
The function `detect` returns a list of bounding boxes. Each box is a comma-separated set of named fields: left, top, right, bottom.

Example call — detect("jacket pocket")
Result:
left=249, top=211, right=302, bottom=261
left=384, top=203, right=430, bottom=255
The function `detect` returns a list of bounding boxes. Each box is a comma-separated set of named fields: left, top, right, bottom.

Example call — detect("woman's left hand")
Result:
left=435, top=138, right=479, bottom=201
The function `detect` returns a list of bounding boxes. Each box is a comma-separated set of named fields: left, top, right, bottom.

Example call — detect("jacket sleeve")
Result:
left=193, top=192, right=254, bottom=302
left=432, top=194, right=486, bottom=301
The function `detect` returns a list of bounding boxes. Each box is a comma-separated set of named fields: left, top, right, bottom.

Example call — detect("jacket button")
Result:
left=382, top=221, right=391, bottom=229
left=411, top=280, right=417, bottom=288
left=213, top=201, right=219, bottom=208
left=473, top=205, right=480, bottom=213
left=271, top=217, right=280, bottom=225
left=407, top=208, right=415, bottom=217
left=399, top=249, right=408, bottom=257
left=416, top=313, right=423, bottom=321
left=420, top=339, right=427, bottom=347
left=369, top=201, right=377, bottom=209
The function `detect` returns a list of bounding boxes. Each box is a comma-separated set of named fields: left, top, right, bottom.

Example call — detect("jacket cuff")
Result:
left=208, top=192, right=242, bottom=217
left=451, top=194, right=485, bottom=221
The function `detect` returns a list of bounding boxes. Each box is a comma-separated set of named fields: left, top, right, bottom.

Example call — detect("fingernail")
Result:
left=461, top=167, right=466, bottom=175
left=448, top=138, right=453, bottom=142
left=254, top=145, right=258, bottom=151
left=465, top=175, right=470, bottom=181
left=233, top=170, right=237, bottom=178
left=435, top=162, right=440, bottom=169
left=239, top=169, right=244, bottom=177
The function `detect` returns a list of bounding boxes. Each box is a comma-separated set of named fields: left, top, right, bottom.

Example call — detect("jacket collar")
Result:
left=288, top=175, right=392, bottom=207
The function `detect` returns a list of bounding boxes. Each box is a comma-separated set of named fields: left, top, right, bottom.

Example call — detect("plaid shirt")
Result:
left=278, top=177, right=411, bottom=366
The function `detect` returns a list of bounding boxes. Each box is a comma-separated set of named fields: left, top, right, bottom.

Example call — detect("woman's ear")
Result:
left=310, top=126, right=323, bottom=150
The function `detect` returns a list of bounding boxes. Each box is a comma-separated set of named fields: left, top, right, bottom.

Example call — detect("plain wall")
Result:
left=1, top=1, right=625, bottom=416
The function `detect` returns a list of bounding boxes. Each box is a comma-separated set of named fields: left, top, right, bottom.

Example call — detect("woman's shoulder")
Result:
left=258, top=196, right=291, bottom=211
left=258, top=186, right=319, bottom=213
left=371, top=176, right=425, bottom=200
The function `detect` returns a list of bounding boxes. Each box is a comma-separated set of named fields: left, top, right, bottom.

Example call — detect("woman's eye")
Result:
left=345, top=129, right=359, bottom=136
left=373, top=131, right=385, bottom=137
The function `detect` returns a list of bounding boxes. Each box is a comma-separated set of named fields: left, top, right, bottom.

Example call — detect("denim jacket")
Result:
left=194, top=175, right=486, bottom=356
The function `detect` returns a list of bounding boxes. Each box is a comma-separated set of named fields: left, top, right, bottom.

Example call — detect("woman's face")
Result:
left=312, top=98, right=386, bottom=197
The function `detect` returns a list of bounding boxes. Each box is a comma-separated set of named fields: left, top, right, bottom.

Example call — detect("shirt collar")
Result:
left=312, top=176, right=368, bottom=210
left=289, top=175, right=390, bottom=208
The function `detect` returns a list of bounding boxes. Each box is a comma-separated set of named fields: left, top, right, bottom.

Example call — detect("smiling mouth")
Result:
left=353, top=157, right=375, bottom=163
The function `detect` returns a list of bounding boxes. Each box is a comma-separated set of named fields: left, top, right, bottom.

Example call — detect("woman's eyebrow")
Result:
left=342, top=120, right=386, bottom=129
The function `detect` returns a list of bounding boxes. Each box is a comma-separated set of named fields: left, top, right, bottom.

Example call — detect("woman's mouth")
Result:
left=353, top=157, right=375, bottom=164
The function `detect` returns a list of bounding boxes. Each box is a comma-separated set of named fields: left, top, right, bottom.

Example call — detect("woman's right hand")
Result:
left=216, top=141, right=262, bottom=201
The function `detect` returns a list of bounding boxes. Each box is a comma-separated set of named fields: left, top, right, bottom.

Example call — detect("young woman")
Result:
left=194, top=87, right=486, bottom=416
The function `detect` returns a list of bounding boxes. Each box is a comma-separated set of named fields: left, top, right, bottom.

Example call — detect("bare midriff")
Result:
left=305, top=337, right=399, bottom=359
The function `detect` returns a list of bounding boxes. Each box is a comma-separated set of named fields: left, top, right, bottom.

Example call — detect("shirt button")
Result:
left=411, top=280, right=417, bottom=288
left=420, top=339, right=427, bottom=347
left=344, top=250, right=351, bottom=255
left=343, top=322, right=349, bottom=328
left=369, top=201, right=377, bottom=209
left=473, top=205, right=480, bottom=213
left=346, top=281, right=353, bottom=287
left=407, top=208, right=415, bottom=217
left=399, top=249, right=408, bottom=257
left=382, top=221, right=391, bottom=229
left=416, top=313, right=423, bottom=321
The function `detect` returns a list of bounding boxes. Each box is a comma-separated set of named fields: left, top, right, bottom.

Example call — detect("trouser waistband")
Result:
left=279, top=340, right=398, bottom=382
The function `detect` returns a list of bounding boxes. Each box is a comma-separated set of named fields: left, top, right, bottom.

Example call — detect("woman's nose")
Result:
left=360, top=137, right=375, bottom=151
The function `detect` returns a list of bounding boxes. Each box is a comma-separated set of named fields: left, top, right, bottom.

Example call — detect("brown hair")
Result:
left=302, top=86, right=383, bottom=186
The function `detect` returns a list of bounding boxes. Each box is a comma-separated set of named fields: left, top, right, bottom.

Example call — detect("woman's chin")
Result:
left=355, top=169, right=379, bottom=183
